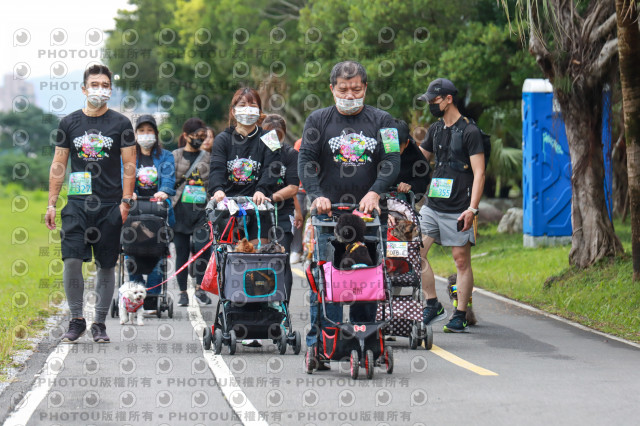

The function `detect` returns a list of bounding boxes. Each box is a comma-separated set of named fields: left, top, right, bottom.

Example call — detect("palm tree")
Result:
left=502, top=0, right=623, bottom=267
left=615, top=0, right=640, bottom=280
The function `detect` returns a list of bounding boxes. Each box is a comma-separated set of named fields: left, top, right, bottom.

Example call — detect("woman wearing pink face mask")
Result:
left=208, top=87, right=282, bottom=246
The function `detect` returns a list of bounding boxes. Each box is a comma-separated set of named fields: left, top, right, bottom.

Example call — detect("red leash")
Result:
left=143, top=239, right=213, bottom=291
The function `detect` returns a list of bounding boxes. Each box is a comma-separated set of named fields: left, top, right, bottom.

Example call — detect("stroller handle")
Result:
left=133, top=196, right=169, bottom=206
left=310, top=203, right=379, bottom=218
left=206, top=196, right=276, bottom=213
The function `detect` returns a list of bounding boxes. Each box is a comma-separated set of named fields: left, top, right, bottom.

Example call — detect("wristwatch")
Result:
left=121, top=198, right=134, bottom=207
left=467, top=206, right=479, bottom=216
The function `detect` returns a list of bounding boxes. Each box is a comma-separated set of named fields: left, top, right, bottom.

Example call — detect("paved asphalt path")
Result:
left=2, top=256, right=639, bottom=426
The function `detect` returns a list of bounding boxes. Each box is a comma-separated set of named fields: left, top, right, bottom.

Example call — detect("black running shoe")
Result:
left=443, top=311, right=469, bottom=333
left=423, top=302, right=447, bottom=325
left=61, top=318, right=86, bottom=343
left=178, top=292, right=189, bottom=307
left=194, top=289, right=212, bottom=305
left=90, top=322, right=111, bottom=343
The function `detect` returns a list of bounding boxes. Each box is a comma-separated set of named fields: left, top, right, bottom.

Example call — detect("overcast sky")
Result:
left=1, top=0, right=134, bottom=81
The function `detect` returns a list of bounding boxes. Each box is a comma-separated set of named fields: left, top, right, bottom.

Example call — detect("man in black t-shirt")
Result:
left=299, top=61, right=400, bottom=364
left=417, top=78, right=485, bottom=333
left=45, top=65, right=136, bottom=344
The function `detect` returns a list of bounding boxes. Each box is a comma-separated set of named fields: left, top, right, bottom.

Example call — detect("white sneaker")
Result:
left=290, top=252, right=302, bottom=264
left=241, top=339, right=262, bottom=347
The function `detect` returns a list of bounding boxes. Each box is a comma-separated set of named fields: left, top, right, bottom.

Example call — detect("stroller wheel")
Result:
left=305, top=347, right=317, bottom=374
left=110, top=299, right=117, bottom=318
left=213, top=328, right=223, bottom=355
left=167, top=296, right=174, bottom=319
left=425, top=324, right=433, bottom=350
left=203, top=326, right=212, bottom=350
left=156, top=297, right=163, bottom=319
left=278, top=333, right=287, bottom=355
left=349, top=350, right=359, bottom=380
left=292, top=331, right=301, bottom=355
left=228, top=330, right=237, bottom=355
left=409, top=324, right=419, bottom=350
left=365, top=350, right=375, bottom=380
left=383, top=346, right=394, bottom=374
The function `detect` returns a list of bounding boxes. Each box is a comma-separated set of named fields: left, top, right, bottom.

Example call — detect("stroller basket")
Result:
left=223, top=304, right=286, bottom=339
left=121, top=214, right=170, bottom=258
left=223, top=252, right=290, bottom=303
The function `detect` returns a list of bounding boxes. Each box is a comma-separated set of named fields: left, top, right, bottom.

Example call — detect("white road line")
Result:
left=434, top=276, right=640, bottom=350
left=3, top=344, right=70, bottom=426
left=4, top=275, right=102, bottom=426
left=187, top=287, right=268, bottom=426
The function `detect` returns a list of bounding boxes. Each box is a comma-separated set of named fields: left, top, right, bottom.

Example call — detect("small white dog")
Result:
left=118, top=281, right=147, bottom=326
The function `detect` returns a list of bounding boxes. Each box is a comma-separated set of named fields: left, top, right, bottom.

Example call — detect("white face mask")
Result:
left=234, top=106, right=260, bottom=126
left=334, top=96, right=364, bottom=114
left=86, top=87, right=111, bottom=108
left=137, top=133, right=156, bottom=150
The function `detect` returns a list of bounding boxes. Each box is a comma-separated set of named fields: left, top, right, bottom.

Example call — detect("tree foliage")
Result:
left=104, top=0, right=540, bottom=190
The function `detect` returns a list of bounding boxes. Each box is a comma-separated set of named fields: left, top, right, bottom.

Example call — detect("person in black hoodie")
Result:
left=209, top=88, right=281, bottom=244
left=393, top=118, right=430, bottom=201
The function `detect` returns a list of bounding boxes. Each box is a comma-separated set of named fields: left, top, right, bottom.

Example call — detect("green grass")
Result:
left=427, top=219, right=640, bottom=342
left=0, top=184, right=63, bottom=376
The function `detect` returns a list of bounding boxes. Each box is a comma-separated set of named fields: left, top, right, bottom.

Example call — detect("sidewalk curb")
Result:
left=435, top=275, right=640, bottom=350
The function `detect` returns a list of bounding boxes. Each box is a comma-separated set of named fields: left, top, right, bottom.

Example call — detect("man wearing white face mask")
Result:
left=298, top=61, right=401, bottom=364
left=45, top=64, right=136, bottom=344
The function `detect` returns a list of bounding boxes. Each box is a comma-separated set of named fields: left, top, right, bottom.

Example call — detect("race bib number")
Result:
left=68, top=172, right=92, bottom=195
left=380, top=127, right=400, bottom=153
left=428, top=178, right=454, bottom=198
left=260, top=130, right=281, bottom=152
left=386, top=241, right=408, bottom=258
left=181, top=185, right=207, bottom=204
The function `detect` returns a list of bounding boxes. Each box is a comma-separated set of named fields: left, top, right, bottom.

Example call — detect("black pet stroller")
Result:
left=201, top=196, right=301, bottom=355
left=305, top=204, right=394, bottom=380
left=110, top=197, right=174, bottom=319
left=379, top=190, right=433, bottom=350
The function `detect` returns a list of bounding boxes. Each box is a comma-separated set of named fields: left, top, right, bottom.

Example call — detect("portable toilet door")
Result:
left=522, top=79, right=573, bottom=247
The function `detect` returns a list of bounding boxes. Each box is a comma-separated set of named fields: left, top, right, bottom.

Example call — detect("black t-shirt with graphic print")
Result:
left=173, top=150, right=207, bottom=234
left=135, top=153, right=157, bottom=197
left=420, top=116, right=484, bottom=214
left=56, top=109, right=135, bottom=202
left=299, top=105, right=399, bottom=204
left=270, top=143, right=299, bottom=216
left=208, top=126, right=281, bottom=197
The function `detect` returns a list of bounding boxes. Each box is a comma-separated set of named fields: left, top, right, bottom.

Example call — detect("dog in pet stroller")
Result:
left=378, top=190, right=433, bottom=350
left=110, top=197, right=174, bottom=320
left=201, top=196, right=301, bottom=355
left=305, top=204, right=394, bottom=380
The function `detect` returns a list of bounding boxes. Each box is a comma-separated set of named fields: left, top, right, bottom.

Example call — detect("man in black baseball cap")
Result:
left=418, top=78, right=458, bottom=103
left=416, top=76, right=486, bottom=334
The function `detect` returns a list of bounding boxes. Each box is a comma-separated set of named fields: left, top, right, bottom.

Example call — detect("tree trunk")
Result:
left=616, top=0, right=640, bottom=280
left=561, top=101, right=624, bottom=268
left=612, top=134, right=628, bottom=216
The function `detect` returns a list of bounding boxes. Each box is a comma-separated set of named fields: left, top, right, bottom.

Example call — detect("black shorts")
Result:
left=61, top=199, right=123, bottom=269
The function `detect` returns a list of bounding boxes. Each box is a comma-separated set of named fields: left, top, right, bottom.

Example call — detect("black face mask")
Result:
left=189, top=138, right=203, bottom=149
left=429, top=103, right=445, bottom=118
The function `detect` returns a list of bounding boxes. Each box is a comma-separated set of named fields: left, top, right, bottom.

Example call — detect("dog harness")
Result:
left=120, top=294, right=144, bottom=313
left=346, top=242, right=366, bottom=253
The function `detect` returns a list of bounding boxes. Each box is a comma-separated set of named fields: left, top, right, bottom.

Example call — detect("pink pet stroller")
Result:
left=305, top=204, right=393, bottom=380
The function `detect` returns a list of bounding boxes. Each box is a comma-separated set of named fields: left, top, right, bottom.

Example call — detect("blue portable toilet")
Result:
left=522, top=79, right=572, bottom=247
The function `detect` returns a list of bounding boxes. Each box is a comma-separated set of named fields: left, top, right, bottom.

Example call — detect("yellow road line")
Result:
left=429, top=344, right=498, bottom=376
left=294, top=267, right=497, bottom=375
